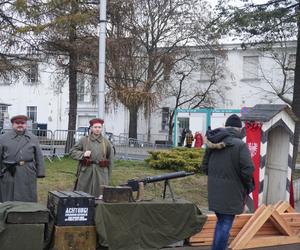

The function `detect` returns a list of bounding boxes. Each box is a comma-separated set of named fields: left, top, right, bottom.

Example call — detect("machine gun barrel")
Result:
left=142, top=171, right=194, bottom=184
left=125, top=171, right=194, bottom=192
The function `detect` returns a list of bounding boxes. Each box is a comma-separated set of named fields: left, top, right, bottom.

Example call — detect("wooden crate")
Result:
left=52, top=225, right=96, bottom=250
left=103, top=186, right=132, bottom=203
left=189, top=202, right=300, bottom=249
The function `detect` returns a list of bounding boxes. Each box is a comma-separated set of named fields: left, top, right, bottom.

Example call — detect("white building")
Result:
left=0, top=41, right=296, bottom=142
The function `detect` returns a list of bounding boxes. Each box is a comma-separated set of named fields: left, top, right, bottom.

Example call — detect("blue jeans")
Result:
left=211, top=213, right=235, bottom=250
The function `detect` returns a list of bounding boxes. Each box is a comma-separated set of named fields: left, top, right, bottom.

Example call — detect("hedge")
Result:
left=145, top=147, right=205, bottom=172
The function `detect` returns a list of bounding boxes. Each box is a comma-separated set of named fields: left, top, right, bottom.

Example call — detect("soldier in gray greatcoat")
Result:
left=70, top=118, right=113, bottom=198
left=0, top=115, right=45, bottom=202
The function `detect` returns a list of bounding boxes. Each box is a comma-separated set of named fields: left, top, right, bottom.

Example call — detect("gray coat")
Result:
left=202, top=128, right=254, bottom=215
left=0, top=130, right=45, bottom=202
left=70, top=134, right=113, bottom=198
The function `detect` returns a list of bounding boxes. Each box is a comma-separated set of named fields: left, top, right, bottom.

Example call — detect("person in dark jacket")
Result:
left=185, top=129, right=194, bottom=148
left=201, top=114, right=254, bottom=250
left=0, top=115, right=45, bottom=202
left=179, top=128, right=187, bottom=146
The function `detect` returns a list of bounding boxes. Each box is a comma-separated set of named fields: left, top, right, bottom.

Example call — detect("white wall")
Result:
left=0, top=42, right=296, bottom=139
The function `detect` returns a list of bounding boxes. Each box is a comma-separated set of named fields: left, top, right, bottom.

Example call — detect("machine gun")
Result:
left=122, top=171, right=194, bottom=201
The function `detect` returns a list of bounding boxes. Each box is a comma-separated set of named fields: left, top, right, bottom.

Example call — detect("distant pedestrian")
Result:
left=201, top=114, right=254, bottom=250
left=194, top=132, right=203, bottom=148
left=0, top=115, right=45, bottom=202
left=180, top=128, right=187, bottom=146
left=185, top=130, right=194, bottom=148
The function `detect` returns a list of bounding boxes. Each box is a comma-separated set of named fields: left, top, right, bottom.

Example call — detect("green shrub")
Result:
left=145, top=147, right=205, bottom=172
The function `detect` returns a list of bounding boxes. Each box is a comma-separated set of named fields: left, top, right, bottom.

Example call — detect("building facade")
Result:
left=0, top=41, right=296, bottom=142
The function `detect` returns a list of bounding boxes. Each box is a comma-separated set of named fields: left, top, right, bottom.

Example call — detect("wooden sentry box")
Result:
left=103, top=186, right=132, bottom=203
left=47, top=190, right=95, bottom=226
left=52, top=225, right=96, bottom=250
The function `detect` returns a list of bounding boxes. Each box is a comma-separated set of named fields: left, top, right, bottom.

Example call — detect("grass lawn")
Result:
left=37, top=157, right=208, bottom=208
left=37, top=153, right=300, bottom=208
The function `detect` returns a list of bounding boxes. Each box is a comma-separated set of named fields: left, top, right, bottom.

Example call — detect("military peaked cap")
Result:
left=10, top=115, right=28, bottom=123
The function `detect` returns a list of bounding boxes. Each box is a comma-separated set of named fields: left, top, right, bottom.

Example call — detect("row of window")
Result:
left=180, top=54, right=296, bottom=82
left=0, top=54, right=296, bottom=86
left=0, top=106, right=37, bottom=124
left=0, top=63, right=38, bottom=85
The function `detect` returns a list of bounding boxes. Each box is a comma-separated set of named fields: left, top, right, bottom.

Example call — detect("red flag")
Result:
left=245, top=122, right=262, bottom=209
left=290, top=175, right=295, bottom=208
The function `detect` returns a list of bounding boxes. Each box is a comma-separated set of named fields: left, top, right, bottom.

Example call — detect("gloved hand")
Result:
left=84, top=150, right=91, bottom=157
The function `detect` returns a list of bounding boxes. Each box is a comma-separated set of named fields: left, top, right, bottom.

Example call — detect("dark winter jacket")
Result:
left=201, top=127, right=254, bottom=215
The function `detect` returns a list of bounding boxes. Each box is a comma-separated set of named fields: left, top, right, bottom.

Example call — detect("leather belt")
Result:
left=18, top=160, right=33, bottom=166
left=91, top=160, right=109, bottom=168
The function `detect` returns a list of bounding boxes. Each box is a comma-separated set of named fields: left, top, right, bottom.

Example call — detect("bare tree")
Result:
left=106, top=0, right=216, bottom=139
left=242, top=42, right=295, bottom=106
left=162, top=49, right=227, bottom=143
left=216, top=0, right=300, bottom=168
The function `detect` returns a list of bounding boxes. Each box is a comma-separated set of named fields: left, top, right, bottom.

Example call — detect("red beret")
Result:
left=89, top=118, right=104, bottom=126
left=11, top=115, right=28, bottom=123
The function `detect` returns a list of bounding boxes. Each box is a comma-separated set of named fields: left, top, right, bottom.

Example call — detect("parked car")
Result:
left=74, top=127, right=114, bottom=144
left=74, top=127, right=89, bottom=142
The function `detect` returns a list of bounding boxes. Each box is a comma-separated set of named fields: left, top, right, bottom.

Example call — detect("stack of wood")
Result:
left=189, top=201, right=300, bottom=249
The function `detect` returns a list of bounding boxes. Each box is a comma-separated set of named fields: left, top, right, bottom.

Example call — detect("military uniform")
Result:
left=70, top=134, right=113, bottom=197
left=0, top=130, right=45, bottom=202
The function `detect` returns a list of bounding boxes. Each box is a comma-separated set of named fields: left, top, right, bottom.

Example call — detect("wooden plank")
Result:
left=273, top=200, right=283, bottom=209
left=244, top=236, right=300, bottom=249
left=269, top=209, right=294, bottom=236
left=231, top=206, right=300, bottom=249
left=281, top=213, right=300, bottom=221
left=276, top=201, right=295, bottom=213
left=230, top=205, right=274, bottom=249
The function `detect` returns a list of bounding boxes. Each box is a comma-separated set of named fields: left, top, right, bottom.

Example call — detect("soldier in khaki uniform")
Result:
left=0, top=115, right=45, bottom=202
left=70, top=118, right=113, bottom=198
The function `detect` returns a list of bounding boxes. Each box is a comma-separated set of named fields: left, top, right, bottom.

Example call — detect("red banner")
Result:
left=290, top=175, right=295, bottom=208
left=245, top=122, right=262, bottom=209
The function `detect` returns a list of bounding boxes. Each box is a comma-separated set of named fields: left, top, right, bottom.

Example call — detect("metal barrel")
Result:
left=143, top=171, right=194, bottom=183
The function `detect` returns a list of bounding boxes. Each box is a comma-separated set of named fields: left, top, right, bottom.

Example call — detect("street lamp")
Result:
left=98, top=0, right=107, bottom=120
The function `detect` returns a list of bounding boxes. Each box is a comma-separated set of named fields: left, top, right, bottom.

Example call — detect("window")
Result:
left=26, top=63, right=38, bottom=84
left=243, top=56, right=259, bottom=79
left=161, top=107, right=169, bottom=131
left=288, top=54, right=296, bottom=79
left=0, top=105, right=8, bottom=128
left=90, top=78, right=98, bottom=104
left=27, top=106, right=37, bottom=122
left=0, top=105, right=8, bottom=121
left=199, top=58, right=215, bottom=81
